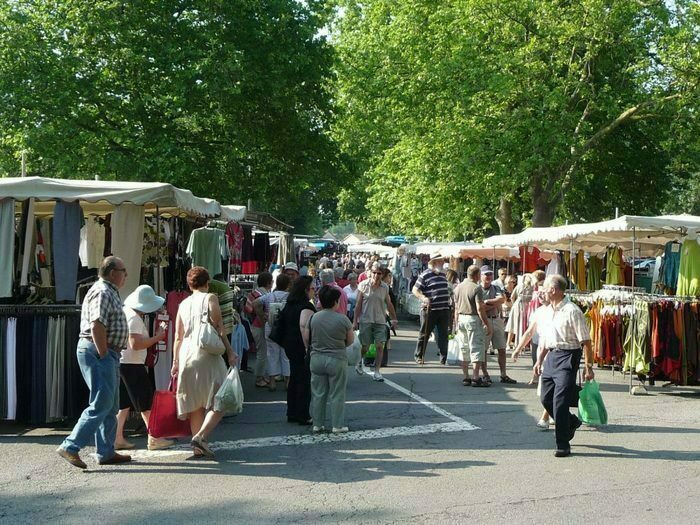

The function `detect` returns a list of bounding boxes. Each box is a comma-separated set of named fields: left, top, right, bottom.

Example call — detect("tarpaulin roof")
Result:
left=0, top=176, right=220, bottom=218
left=219, top=205, right=247, bottom=222
left=411, top=242, right=520, bottom=260
left=482, top=215, right=700, bottom=256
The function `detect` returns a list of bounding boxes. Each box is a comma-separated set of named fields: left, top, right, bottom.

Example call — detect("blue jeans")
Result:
left=60, top=340, right=120, bottom=461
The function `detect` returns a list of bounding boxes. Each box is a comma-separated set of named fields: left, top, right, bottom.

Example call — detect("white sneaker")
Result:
left=536, top=419, right=550, bottom=430
left=373, top=372, right=384, bottom=382
left=312, top=426, right=325, bottom=433
left=332, top=427, right=349, bottom=434
left=355, top=363, right=364, bottom=375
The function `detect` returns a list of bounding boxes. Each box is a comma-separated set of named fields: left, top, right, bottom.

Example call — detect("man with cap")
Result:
left=412, top=252, right=451, bottom=364
left=480, top=265, right=517, bottom=384
left=283, top=262, right=300, bottom=280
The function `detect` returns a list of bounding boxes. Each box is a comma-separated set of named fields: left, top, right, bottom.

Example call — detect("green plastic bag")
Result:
left=578, top=380, right=607, bottom=426
left=365, top=343, right=377, bottom=359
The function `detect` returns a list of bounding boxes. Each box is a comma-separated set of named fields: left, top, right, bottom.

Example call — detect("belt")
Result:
left=459, top=313, right=478, bottom=316
left=487, top=316, right=500, bottom=319
left=547, top=347, right=581, bottom=352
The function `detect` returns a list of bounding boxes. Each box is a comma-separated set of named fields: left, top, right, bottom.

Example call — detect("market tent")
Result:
left=0, top=176, right=220, bottom=217
left=411, top=242, right=519, bottom=260
left=346, top=243, right=396, bottom=257
left=483, top=215, right=700, bottom=256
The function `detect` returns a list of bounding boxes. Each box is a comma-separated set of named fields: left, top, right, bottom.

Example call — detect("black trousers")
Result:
left=415, top=308, right=450, bottom=359
left=286, top=355, right=311, bottom=421
left=540, top=349, right=582, bottom=449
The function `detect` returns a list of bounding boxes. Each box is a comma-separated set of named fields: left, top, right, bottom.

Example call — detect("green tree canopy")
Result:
left=0, top=0, right=342, bottom=232
left=332, top=0, right=700, bottom=238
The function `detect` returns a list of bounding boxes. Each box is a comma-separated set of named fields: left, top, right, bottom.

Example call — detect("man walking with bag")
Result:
left=57, top=256, right=133, bottom=469
left=534, top=275, right=594, bottom=457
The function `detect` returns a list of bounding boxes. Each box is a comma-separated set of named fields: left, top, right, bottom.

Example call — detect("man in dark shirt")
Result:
left=412, top=252, right=451, bottom=364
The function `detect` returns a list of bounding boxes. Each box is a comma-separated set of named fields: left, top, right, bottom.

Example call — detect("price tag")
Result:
left=671, top=244, right=680, bottom=253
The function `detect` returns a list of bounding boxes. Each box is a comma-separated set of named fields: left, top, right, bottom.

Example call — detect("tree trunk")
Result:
left=495, top=196, right=514, bottom=234
left=532, top=190, right=556, bottom=227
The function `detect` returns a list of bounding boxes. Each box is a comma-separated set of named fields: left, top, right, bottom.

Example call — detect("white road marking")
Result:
left=131, top=421, right=476, bottom=459
left=130, top=374, right=479, bottom=459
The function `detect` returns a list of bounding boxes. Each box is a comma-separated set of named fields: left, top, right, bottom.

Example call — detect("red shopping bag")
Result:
left=148, top=379, right=191, bottom=439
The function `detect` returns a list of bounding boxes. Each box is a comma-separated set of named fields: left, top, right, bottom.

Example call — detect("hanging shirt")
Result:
left=661, top=241, right=682, bottom=292
left=142, top=218, right=169, bottom=267
left=0, top=199, right=14, bottom=298
left=186, top=227, right=228, bottom=275
left=676, top=238, right=700, bottom=296
left=78, top=217, right=106, bottom=269
left=112, top=203, right=145, bottom=299
left=605, top=247, right=624, bottom=286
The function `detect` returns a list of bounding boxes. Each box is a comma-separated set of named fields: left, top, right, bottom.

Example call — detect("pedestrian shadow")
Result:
left=575, top=444, right=700, bottom=461
left=596, top=423, right=700, bottom=435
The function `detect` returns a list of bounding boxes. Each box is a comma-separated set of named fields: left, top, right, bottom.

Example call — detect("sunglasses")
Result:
left=372, top=272, right=382, bottom=275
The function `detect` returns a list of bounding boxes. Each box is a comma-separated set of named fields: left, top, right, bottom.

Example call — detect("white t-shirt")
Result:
left=120, top=306, right=150, bottom=364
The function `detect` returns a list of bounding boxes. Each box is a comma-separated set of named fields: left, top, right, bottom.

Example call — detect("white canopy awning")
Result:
left=0, top=176, right=221, bottom=218
left=346, top=243, right=396, bottom=257
left=219, top=205, right=247, bottom=222
left=411, top=242, right=520, bottom=260
left=482, top=215, right=700, bottom=256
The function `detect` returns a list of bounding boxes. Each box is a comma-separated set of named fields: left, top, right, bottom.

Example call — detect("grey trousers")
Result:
left=310, top=353, right=348, bottom=429
left=252, top=325, right=267, bottom=377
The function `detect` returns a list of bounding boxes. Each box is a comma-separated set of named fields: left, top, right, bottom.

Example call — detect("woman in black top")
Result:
left=279, top=276, right=316, bottom=425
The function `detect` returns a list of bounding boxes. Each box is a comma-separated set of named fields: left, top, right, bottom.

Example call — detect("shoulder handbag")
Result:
left=268, top=301, right=287, bottom=345
left=195, top=293, right=226, bottom=356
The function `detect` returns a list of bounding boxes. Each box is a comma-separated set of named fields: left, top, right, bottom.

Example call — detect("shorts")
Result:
left=485, top=317, right=507, bottom=350
left=119, top=363, right=154, bottom=412
left=457, top=314, right=486, bottom=363
left=359, top=322, right=388, bottom=346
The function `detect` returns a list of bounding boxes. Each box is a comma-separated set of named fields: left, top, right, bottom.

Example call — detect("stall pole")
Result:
left=630, top=227, right=636, bottom=394
left=492, top=247, right=496, bottom=274
left=569, top=238, right=574, bottom=290
left=155, top=205, right=161, bottom=296
left=19, top=198, right=35, bottom=287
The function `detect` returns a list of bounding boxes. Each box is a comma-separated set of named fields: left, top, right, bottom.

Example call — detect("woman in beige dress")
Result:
left=171, top=266, right=238, bottom=458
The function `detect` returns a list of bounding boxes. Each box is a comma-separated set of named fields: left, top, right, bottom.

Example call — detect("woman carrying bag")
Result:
left=171, top=266, right=238, bottom=458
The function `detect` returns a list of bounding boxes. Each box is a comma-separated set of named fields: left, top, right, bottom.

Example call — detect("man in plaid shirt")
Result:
left=57, top=256, right=132, bottom=469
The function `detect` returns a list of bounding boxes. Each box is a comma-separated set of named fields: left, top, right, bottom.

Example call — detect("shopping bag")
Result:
left=578, top=380, right=607, bottom=426
left=148, top=379, right=191, bottom=439
left=365, top=343, right=377, bottom=359
left=346, top=331, right=361, bottom=365
left=214, top=367, right=244, bottom=415
left=446, top=337, right=461, bottom=366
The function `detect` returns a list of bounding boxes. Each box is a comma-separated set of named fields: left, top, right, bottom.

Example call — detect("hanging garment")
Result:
left=226, top=222, right=244, bottom=273
left=186, top=227, right=228, bottom=276
left=276, top=231, right=294, bottom=266
left=519, top=246, right=541, bottom=273
left=46, top=316, right=66, bottom=419
left=676, top=238, right=700, bottom=296
left=78, top=217, right=106, bottom=269
left=660, top=241, right=682, bottom=293
left=53, top=201, right=83, bottom=302
left=142, top=217, right=169, bottom=267
left=241, top=225, right=254, bottom=263
left=5, top=318, right=17, bottom=420
left=571, top=250, right=587, bottom=290
left=623, top=301, right=650, bottom=375
left=38, top=218, right=52, bottom=286
left=0, top=318, right=5, bottom=418
left=587, top=256, right=602, bottom=291
left=253, top=232, right=270, bottom=272
left=15, top=317, right=34, bottom=422
left=605, top=247, right=624, bottom=286
left=112, top=203, right=145, bottom=299
left=30, top=316, right=48, bottom=424
left=0, top=199, right=14, bottom=298
left=545, top=252, right=564, bottom=277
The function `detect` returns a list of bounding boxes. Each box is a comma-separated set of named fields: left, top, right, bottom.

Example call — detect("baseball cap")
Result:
left=480, top=265, right=494, bottom=275
left=283, top=262, right=299, bottom=273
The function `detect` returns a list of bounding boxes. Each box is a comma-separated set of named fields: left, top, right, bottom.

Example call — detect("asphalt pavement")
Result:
left=1, top=314, right=699, bottom=524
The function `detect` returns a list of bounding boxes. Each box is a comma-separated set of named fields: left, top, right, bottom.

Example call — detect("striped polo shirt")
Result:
left=415, top=269, right=451, bottom=311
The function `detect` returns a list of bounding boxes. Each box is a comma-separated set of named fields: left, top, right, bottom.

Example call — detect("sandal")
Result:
left=483, top=375, right=493, bottom=385
left=191, top=437, right=215, bottom=458
left=471, top=378, right=490, bottom=388
left=500, top=375, right=517, bottom=384
left=462, top=378, right=472, bottom=386
left=255, top=379, right=270, bottom=388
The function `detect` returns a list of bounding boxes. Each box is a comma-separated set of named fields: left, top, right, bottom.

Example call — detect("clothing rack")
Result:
left=602, top=284, right=646, bottom=293
left=0, top=304, right=82, bottom=316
